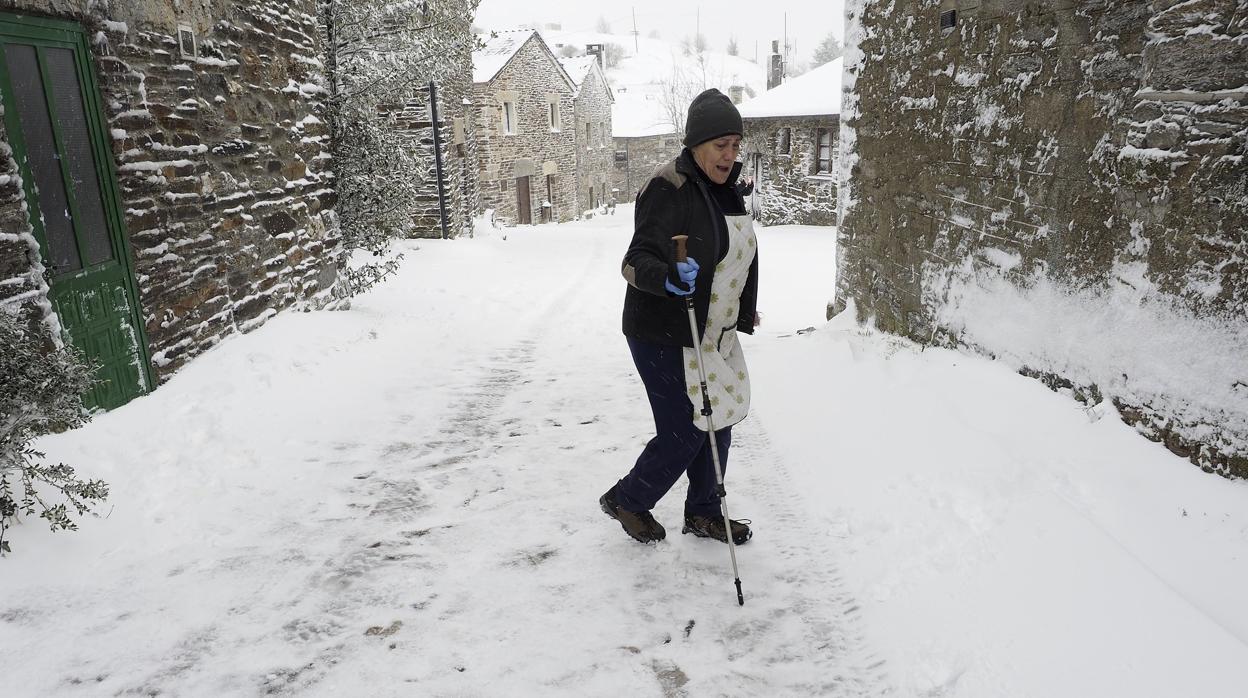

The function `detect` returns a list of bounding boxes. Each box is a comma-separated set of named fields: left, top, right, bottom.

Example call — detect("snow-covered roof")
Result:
left=559, top=56, right=598, bottom=86
left=473, top=29, right=576, bottom=91
left=737, top=57, right=843, bottom=119
left=472, top=30, right=535, bottom=84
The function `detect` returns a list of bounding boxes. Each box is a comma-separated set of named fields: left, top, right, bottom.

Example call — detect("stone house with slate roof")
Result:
left=0, top=0, right=340, bottom=411
left=471, top=30, right=577, bottom=226
left=739, top=57, right=841, bottom=227
left=610, top=118, right=682, bottom=206
left=560, top=54, right=615, bottom=214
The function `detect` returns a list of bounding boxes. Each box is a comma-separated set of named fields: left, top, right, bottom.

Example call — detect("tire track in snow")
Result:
left=727, top=414, right=892, bottom=695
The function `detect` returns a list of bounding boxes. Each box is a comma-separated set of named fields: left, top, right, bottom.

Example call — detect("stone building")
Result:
left=837, top=0, right=1248, bottom=477
left=606, top=126, right=678, bottom=203
left=0, top=0, right=339, bottom=411
left=739, top=57, right=842, bottom=226
left=560, top=53, right=615, bottom=213
left=471, top=30, right=577, bottom=225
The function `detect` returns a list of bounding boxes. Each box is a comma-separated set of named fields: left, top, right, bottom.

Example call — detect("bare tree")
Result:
left=604, top=43, right=626, bottom=68
left=726, top=35, right=738, bottom=56
left=657, top=54, right=700, bottom=141
left=596, top=15, right=612, bottom=33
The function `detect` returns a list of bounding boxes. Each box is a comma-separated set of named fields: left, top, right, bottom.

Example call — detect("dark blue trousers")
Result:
left=615, top=337, right=732, bottom=518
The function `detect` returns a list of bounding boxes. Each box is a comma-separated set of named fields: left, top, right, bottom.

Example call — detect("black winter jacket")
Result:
left=621, top=149, right=759, bottom=347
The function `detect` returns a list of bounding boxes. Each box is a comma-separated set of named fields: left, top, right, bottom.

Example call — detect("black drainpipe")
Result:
left=429, top=80, right=450, bottom=239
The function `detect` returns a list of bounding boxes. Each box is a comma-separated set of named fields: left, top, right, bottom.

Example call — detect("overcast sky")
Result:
left=473, top=0, right=845, bottom=66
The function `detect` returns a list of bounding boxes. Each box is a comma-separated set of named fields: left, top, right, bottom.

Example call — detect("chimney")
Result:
left=728, top=85, right=745, bottom=104
left=767, top=40, right=784, bottom=90
left=586, top=43, right=604, bottom=68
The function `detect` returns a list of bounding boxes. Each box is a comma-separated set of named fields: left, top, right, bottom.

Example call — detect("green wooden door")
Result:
left=0, top=14, right=151, bottom=410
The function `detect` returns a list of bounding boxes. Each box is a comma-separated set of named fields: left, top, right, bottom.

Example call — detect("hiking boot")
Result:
left=682, top=513, right=752, bottom=545
left=600, top=486, right=666, bottom=543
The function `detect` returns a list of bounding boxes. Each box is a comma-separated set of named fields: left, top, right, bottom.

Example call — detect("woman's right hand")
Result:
left=665, top=257, right=699, bottom=296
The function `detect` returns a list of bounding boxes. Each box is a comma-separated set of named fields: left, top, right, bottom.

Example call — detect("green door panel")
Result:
left=0, top=13, right=152, bottom=410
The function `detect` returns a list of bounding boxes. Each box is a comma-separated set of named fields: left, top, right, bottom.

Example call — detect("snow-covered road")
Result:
left=3, top=209, right=1247, bottom=697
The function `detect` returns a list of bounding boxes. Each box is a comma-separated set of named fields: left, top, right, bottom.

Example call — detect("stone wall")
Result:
left=743, top=115, right=838, bottom=226
left=471, top=33, right=577, bottom=226
left=838, top=0, right=1248, bottom=477
left=0, top=0, right=341, bottom=384
left=571, top=63, right=614, bottom=214
left=391, top=5, right=478, bottom=239
left=611, top=133, right=683, bottom=203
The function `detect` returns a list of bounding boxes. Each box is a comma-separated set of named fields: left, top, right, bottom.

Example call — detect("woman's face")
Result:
left=691, top=135, right=742, bottom=184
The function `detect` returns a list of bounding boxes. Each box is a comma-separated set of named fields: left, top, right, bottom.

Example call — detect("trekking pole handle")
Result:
left=672, top=235, right=689, bottom=263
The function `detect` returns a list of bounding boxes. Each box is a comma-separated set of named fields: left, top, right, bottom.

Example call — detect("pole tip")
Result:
left=735, top=579, right=744, bottom=606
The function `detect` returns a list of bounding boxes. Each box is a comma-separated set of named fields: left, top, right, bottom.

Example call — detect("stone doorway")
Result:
left=0, top=13, right=151, bottom=410
left=516, top=175, right=531, bottom=224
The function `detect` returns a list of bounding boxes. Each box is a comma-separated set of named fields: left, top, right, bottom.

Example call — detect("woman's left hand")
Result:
left=754, top=312, right=763, bottom=328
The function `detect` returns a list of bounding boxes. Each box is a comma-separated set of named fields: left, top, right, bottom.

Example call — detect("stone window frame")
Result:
left=815, top=128, right=833, bottom=174
left=499, top=93, right=518, bottom=136
left=177, top=24, right=197, bottom=59
left=547, top=95, right=561, bottom=132
left=777, top=127, right=791, bottom=155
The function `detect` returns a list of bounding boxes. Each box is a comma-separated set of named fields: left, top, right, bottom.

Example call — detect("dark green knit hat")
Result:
left=683, top=88, right=743, bottom=147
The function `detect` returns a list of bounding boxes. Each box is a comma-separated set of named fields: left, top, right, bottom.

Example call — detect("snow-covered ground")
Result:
left=3, top=209, right=1247, bottom=696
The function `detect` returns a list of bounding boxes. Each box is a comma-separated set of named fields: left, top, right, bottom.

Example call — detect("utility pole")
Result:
left=632, top=7, right=639, bottom=53
left=783, top=12, right=789, bottom=79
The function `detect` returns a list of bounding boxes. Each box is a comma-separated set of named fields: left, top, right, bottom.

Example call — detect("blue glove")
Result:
left=665, top=256, right=699, bottom=296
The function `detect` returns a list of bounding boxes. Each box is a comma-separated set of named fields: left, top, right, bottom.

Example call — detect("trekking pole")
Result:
left=672, top=235, right=745, bottom=606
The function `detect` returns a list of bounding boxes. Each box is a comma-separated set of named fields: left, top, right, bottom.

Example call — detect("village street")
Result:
left=3, top=211, right=1248, bottom=697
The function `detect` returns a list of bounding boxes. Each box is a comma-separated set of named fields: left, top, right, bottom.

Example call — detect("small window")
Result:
left=547, top=174, right=555, bottom=204
left=502, top=100, right=516, bottom=135
left=777, top=127, right=791, bottom=155
left=548, top=101, right=560, bottom=131
left=178, top=24, right=197, bottom=59
left=599, top=121, right=607, bottom=146
left=585, top=121, right=592, bottom=146
left=815, top=129, right=833, bottom=174
left=940, top=10, right=957, bottom=31
left=614, top=150, right=628, bottom=162
left=452, top=117, right=465, bottom=144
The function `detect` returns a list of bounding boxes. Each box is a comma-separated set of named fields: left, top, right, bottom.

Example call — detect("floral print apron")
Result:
left=684, top=213, right=756, bottom=431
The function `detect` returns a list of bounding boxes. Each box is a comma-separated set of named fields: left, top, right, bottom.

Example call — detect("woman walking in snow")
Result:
left=600, top=88, right=759, bottom=546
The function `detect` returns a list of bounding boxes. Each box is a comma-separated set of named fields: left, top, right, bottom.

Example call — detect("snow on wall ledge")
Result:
left=836, top=0, right=1248, bottom=477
